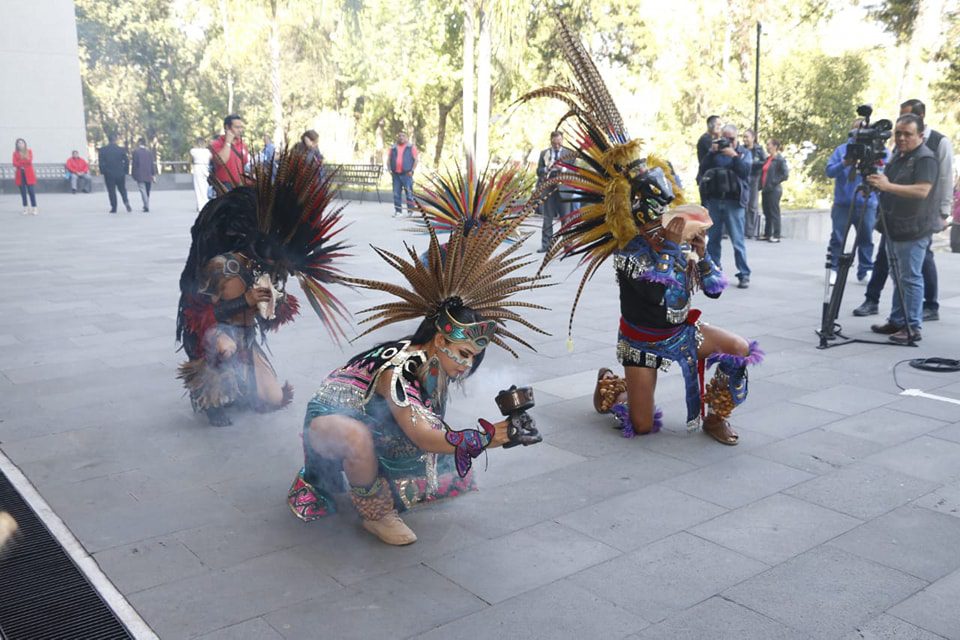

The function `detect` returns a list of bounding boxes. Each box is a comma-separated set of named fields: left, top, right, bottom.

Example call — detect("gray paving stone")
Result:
left=839, top=614, right=947, bottom=640
left=793, top=384, right=901, bottom=415
left=824, top=407, right=949, bottom=445
left=828, top=505, right=960, bottom=581
left=196, top=618, right=286, bottom=640
left=414, top=579, right=649, bottom=640
left=784, top=462, right=938, bottom=520
left=885, top=395, right=960, bottom=423
left=889, top=569, right=960, bottom=640
left=92, top=535, right=207, bottom=594
left=865, top=436, right=960, bottom=483
left=638, top=425, right=779, bottom=467
left=725, top=546, right=927, bottom=639
left=436, top=449, right=694, bottom=539
left=473, top=442, right=585, bottom=489
left=752, top=428, right=883, bottom=474
left=633, top=596, right=808, bottom=640
left=264, top=564, right=485, bottom=640
left=668, top=454, right=815, bottom=509
left=572, top=532, right=768, bottom=623
left=929, top=421, right=960, bottom=444
left=557, top=485, right=726, bottom=552
left=727, top=401, right=844, bottom=438
left=426, top=521, right=619, bottom=604
left=128, top=547, right=342, bottom=639
left=914, top=481, right=960, bottom=520
left=690, top=493, right=861, bottom=564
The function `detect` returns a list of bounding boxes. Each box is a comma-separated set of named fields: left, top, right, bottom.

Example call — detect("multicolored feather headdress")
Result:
left=176, top=145, right=351, bottom=352
left=342, top=205, right=551, bottom=357
left=411, top=156, right=536, bottom=240
left=516, top=15, right=685, bottom=343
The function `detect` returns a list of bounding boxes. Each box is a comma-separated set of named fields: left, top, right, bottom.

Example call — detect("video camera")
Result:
left=845, top=104, right=892, bottom=179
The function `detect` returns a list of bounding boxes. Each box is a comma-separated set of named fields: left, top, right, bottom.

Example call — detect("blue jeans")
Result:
left=865, top=236, right=939, bottom=311
left=829, top=201, right=876, bottom=278
left=887, top=235, right=931, bottom=330
left=391, top=173, right=414, bottom=213
left=705, top=199, right=751, bottom=280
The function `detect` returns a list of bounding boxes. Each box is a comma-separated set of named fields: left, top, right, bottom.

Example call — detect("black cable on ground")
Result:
left=892, top=357, right=960, bottom=391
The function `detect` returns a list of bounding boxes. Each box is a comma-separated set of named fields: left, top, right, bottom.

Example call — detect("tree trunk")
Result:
left=475, top=4, right=491, bottom=167
left=435, top=94, right=462, bottom=162
left=269, top=0, right=284, bottom=143
left=462, top=0, right=475, bottom=157
left=219, top=0, right=234, bottom=113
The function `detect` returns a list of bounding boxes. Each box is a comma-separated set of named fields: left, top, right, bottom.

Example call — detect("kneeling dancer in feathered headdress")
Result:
left=288, top=184, right=548, bottom=545
left=521, top=17, right=762, bottom=445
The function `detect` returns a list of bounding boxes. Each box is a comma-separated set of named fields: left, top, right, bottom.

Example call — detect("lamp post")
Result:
left=753, top=21, right=761, bottom=137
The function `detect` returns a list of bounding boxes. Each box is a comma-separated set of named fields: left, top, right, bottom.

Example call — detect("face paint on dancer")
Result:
left=434, top=335, right=481, bottom=379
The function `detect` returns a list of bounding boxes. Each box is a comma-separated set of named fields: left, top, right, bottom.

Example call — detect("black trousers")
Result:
left=104, top=174, right=130, bottom=211
left=761, top=187, right=782, bottom=239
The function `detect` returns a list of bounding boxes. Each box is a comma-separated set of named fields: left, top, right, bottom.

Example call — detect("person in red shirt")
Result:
left=12, top=138, right=38, bottom=215
left=209, top=114, right=250, bottom=190
left=65, top=150, right=92, bottom=194
left=388, top=131, right=419, bottom=217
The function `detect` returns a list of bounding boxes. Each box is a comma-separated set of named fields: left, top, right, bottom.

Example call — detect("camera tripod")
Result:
left=816, top=180, right=918, bottom=349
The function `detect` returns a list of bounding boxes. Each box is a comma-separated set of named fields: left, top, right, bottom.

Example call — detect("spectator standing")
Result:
left=536, top=130, right=571, bottom=252
left=864, top=113, right=940, bottom=344
left=65, top=150, right=92, bottom=194
left=696, top=115, right=722, bottom=202
left=210, top=114, right=249, bottom=190
left=952, top=174, right=960, bottom=253
left=825, top=121, right=880, bottom=285
left=98, top=133, right=132, bottom=214
left=388, top=132, right=418, bottom=218
left=742, top=129, right=766, bottom=238
left=298, top=130, right=324, bottom=165
left=760, top=139, right=789, bottom=243
left=699, top=124, right=753, bottom=288
left=131, top=138, right=156, bottom=213
left=261, top=134, right=276, bottom=165
left=189, top=137, right=212, bottom=212
left=12, top=138, right=38, bottom=215
left=853, top=100, right=952, bottom=320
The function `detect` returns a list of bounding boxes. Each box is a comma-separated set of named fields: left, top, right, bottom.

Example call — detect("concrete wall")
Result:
left=0, top=0, right=88, bottom=166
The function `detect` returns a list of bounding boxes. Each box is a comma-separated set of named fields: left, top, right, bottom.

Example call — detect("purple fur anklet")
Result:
left=610, top=404, right=662, bottom=438
left=705, top=340, right=764, bottom=369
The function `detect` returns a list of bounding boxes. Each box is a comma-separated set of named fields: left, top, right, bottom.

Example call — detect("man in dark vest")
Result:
left=853, top=99, right=953, bottom=321
left=98, top=133, right=132, bottom=214
left=388, top=132, right=418, bottom=218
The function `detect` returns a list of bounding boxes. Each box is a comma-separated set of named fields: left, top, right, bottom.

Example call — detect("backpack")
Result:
left=699, top=166, right=741, bottom=201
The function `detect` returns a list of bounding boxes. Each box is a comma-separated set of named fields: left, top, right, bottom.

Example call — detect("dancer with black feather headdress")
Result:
left=519, top=17, right=762, bottom=446
left=287, top=173, right=549, bottom=546
left=175, top=146, right=350, bottom=426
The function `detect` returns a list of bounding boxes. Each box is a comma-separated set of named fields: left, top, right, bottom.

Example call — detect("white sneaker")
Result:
left=21, top=206, right=29, bottom=216
left=30, top=206, right=38, bottom=216
left=858, top=270, right=871, bottom=284
left=829, top=271, right=837, bottom=285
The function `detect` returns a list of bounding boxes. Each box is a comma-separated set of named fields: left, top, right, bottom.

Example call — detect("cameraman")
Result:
left=700, top=124, right=753, bottom=288
left=537, top=131, right=571, bottom=253
left=864, top=113, right=940, bottom=344
left=826, top=119, right=882, bottom=285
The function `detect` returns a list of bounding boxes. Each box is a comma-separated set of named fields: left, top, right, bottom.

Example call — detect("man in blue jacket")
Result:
left=699, top=124, right=753, bottom=288
left=825, top=120, right=881, bottom=284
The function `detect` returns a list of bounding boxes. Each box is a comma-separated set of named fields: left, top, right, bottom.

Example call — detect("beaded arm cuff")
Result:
left=698, top=254, right=728, bottom=295
left=213, top=296, right=250, bottom=321
left=637, top=240, right=683, bottom=288
left=444, top=420, right=495, bottom=477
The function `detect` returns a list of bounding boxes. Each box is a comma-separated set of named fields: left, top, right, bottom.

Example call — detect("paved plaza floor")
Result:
left=2, top=190, right=960, bottom=639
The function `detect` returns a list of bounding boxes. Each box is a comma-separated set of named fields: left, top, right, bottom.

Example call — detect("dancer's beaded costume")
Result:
left=176, top=147, right=349, bottom=426
left=288, top=165, right=549, bottom=523
left=520, top=18, right=762, bottom=437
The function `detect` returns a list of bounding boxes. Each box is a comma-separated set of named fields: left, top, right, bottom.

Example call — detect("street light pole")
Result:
left=753, top=21, right=761, bottom=137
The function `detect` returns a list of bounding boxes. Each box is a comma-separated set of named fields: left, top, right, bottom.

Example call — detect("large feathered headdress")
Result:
left=342, top=210, right=551, bottom=357
left=176, top=145, right=351, bottom=355
left=410, top=156, right=536, bottom=240
left=515, top=15, right=685, bottom=343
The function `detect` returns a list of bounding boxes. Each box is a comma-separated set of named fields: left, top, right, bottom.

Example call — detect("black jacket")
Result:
left=761, top=155, right=789, bottom=192
left=98, top=143, right=129, bottom=178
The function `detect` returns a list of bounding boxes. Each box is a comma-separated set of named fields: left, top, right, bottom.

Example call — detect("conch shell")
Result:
left=254, top=273, right=278, bottom=320
left=661, top=204, right=712, bottom=242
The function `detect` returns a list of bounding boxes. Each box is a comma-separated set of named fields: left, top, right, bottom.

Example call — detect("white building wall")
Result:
left=0, top=0, right=88, bottom=165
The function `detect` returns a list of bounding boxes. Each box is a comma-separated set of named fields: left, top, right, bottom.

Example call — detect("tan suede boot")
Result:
left=350, top=478, right=417, bottom=546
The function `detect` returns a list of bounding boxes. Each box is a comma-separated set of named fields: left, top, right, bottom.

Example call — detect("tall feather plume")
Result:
left=340, top=184, right=550, bottom=356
